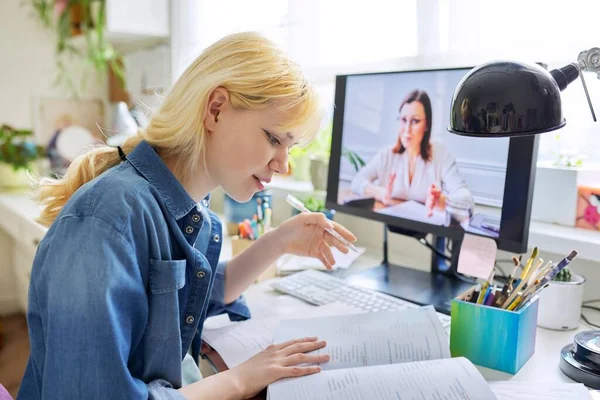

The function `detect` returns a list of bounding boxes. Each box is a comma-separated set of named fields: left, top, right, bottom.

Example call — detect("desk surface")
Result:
left=243, top=280, right=596, bottom=382
left=207, top=241, right=600, bottom=397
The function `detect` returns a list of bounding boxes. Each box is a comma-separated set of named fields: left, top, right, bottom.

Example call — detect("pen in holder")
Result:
left=450, top=285, right=539, bottom=374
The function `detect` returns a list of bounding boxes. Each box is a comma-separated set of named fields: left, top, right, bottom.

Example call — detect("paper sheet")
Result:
left=273, top=306, right=449, bottom=371
left=202, top=302, right=361, bottom=368
left=268, top=357, right=495, bottom=400
left=376, top=200, right=446, bottom=226
left=490, top=381, right=593, bottom=399
left=277, top=247, right=366, bottom=273
left=457, top=233, right=498, bottom=280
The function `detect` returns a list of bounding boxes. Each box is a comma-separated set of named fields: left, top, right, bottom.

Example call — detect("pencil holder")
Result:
left=231, top=236, right=278, bottom=282
left=450, top=287, right=539, bottom=374
left=224, top=190, right=272, bottom=236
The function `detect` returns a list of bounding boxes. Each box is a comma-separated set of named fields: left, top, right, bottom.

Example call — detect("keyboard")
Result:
left=271, top=269, right=451, bottom=330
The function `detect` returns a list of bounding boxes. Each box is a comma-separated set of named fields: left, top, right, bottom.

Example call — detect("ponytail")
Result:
left=33, top=135, right=143, bottom=227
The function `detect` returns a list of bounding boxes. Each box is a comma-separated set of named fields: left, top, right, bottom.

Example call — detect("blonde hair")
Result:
left=34, top=32, right=323, bottom=227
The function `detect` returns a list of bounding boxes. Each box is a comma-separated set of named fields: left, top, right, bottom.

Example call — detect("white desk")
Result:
left=209, top=230, right=600, bottom=398
left=240, top=277, right=594, bottom=379
left=225, top=278, right=600, bottom=398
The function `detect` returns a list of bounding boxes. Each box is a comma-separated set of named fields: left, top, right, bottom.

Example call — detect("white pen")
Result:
left=286, top=194, right=359, bottom=252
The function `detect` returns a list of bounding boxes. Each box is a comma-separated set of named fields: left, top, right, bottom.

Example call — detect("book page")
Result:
left=490, top=381, right=593, bottom=399
left=202, top=302, right=361, bottom=368
left=273, top=306, right=449, bottom=371
left=268, top=357, right=495, bottom=400
left=278, top=247, right=366, bottom=273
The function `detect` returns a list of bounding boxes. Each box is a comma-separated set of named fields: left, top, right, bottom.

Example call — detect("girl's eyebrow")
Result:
left=263, top=129, right=297, bottom=144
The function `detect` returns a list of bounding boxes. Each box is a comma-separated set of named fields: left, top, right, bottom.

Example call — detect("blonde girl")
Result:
left=18, top=32, right=355, bottom=400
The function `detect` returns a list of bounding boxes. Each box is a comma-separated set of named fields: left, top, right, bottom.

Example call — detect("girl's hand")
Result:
left=273, top=212, right=357, bottom=269
left=229, top=337, right=330, bottom=398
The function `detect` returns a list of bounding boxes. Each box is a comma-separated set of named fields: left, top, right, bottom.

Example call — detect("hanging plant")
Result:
left=25, top=0, right=125, bottom=98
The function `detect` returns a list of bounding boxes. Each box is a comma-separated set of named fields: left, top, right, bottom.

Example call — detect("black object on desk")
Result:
left=344, top=224, right=473, bottom=315
left=343, top=196, right=375, bottom=210
left=560, top=330, right=600, bottom=389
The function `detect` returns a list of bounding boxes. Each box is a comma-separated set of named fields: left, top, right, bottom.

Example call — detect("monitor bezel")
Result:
left=326, top=67, right=539, bottom=254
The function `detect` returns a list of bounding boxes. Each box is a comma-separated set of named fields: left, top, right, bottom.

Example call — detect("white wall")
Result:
left=0, top=1, right=107, bottom=131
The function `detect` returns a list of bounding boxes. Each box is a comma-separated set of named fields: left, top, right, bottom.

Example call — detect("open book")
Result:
left=268, top=307, right=592, bottom=400
left=202, top=302, right=362, bottom=368
left=268, top=307, right=494, bottom=399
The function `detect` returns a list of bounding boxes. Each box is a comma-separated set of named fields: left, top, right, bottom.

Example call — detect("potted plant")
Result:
left=288, top=146, right=311, bottom=182
left=26, top=0, right=125, bottom=98
left=291, top=194, right=335, bottom=220
left=537, top=266, right=587, bottom=331
left=290, top=122, right=366, bottom=189
left=306, top=122, right=332, bottom=191
left=0, top=125, right=46, bottom=188
left=342, top=146, right=366, bottom=172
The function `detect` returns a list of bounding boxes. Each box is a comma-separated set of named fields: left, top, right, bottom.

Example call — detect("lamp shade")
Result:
left=448, top=61, right=570, bottom=137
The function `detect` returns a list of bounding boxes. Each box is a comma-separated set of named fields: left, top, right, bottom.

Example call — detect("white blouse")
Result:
left=350, top=140, right=474, bottom=210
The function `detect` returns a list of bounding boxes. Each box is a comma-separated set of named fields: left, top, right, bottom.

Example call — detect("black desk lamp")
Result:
left=447, top=48, right=600, bottom=388
left=448, top=48, right=600, bottom=137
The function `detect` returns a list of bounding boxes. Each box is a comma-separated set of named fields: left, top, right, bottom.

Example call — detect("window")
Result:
left=172, top=0, right=600, bottom=161
left=286, top=1, right=418, bottom=71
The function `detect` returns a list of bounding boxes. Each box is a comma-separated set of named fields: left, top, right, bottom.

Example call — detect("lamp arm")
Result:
left=577, top=47, right=600, bottom=122
left=578, top=48, right=600, bottom=78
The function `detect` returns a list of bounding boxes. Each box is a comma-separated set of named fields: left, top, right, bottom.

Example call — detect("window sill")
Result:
left=265, top=176, right=318, bottom=196
left=529, top=220, right=600, bottom=261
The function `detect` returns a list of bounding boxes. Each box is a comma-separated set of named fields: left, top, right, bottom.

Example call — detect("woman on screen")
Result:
left=350, top=89, right=474, bottom=217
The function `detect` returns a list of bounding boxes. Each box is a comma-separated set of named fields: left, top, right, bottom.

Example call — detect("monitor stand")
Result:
left=343, top=225, right=474, bottom=315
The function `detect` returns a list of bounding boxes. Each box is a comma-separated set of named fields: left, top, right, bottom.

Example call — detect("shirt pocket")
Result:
left=146, top=258, right=187, bottom=340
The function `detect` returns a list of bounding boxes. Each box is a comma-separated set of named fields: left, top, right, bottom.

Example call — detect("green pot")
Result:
left=0, top=162, right=34, bottom=188
left=310, top=159, right=328, bottom=191
left=291, top=155, right=311, bottom=182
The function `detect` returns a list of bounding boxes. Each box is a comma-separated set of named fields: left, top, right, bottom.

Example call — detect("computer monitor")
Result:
left=326, top=67, right=539, bottom=313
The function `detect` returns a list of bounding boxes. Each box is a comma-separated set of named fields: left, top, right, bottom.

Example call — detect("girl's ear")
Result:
left=204, top=87, right=229, bottom=133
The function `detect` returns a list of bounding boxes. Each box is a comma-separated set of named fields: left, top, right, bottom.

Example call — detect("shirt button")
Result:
left=185, top=226, right=194, bottom=234
left=196, top=271, right=205, bottom=279
left=186, top=316, right=195, bottom=324
left=202, top=199, right=209, bottom=207
left=213, top=234, right=220, bottom=242
left=192, top=214, right=201, bottom=223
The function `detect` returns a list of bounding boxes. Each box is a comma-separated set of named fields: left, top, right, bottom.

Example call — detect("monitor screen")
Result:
left=326, top=68, right=538, bottom=253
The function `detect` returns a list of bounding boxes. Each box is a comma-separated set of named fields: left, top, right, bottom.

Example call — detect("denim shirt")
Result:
left=18, top=140, right=251, bottom=400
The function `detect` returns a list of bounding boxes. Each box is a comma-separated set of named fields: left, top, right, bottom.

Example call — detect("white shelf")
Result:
left=67, top=0, right=170, bottom=54
left=68, top=32, right=168, bottom=54
left=529, top=220, right=600, bottom=261
left=265, top=176, right=317, bottom=196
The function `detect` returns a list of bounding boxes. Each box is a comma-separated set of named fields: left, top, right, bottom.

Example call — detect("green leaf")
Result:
left=27, top=0, right=126, bottom=98
left=0, top=125, right=42, bottom=170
